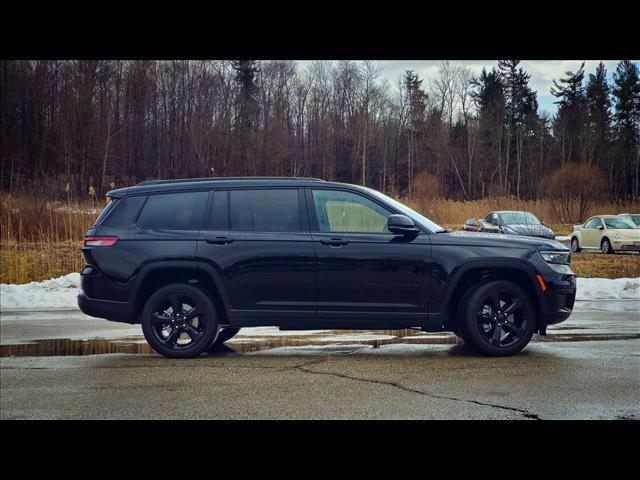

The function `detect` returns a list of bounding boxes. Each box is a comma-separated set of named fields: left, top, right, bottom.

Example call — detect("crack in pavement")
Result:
left=296, top=360, right=541, bottom=420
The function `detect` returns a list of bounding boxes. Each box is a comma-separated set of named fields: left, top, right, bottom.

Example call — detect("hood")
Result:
left=501, top=223, right=554, bottom=238
left=615, top=229, right=640, bottom=240
left=443, top=230, right=567, bottom=250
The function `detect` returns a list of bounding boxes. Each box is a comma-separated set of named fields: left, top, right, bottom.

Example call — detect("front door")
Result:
left=307, top=188, right=430, bottom=323
left=582, top=217, right=603, bottom=248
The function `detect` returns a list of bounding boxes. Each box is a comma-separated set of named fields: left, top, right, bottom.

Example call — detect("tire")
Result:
left=141, top=283, right=219, bottom=358
left=460, top=280, right=536, bottom=357
left=601, top=237, right=614, bottom=254
left=207, top=327, right=241, bottom=351
left=455, top=282, right=487, bottom=345
left=571, top=237, right=581, bottom=253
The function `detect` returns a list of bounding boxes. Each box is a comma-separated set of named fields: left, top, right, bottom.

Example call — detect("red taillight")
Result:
left=84, top=236, right=119, bottom=247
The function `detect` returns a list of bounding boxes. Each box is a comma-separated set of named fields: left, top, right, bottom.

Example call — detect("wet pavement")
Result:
left=1, top=303, right=639, bottom=419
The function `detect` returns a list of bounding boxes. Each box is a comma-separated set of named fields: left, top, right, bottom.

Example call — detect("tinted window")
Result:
left=137, top=192, right=208, bottom=230
left=312, top=189, right=392, bottom=233
left=92, top=198, right=118, bottom=227
left=212, top=189, right=301, bottom=232
left=101, top=195, right=146, bottom=228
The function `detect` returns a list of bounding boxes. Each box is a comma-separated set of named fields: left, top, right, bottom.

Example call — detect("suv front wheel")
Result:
left=141, top=283, right=219, bottom=358
left=460, top=280, right=536, bottom=356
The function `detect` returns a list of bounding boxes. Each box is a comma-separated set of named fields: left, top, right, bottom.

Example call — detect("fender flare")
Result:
left=437, top=257, right=543, bottom=316
left=128, top=260, right=232, bottom=317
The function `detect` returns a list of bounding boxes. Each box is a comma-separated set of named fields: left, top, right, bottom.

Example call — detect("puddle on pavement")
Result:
left=1, top=328, right=638, bottom=358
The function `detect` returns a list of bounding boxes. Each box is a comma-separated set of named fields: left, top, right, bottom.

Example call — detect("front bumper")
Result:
left=539, top=273, right=576, bottom=326
left=612, top=239, right=640, bottom=251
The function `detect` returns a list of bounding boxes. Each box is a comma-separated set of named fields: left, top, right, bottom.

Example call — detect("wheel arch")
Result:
left=441, top=259, right=543, bottom=331
left=130, top=261, right=231, bottom=325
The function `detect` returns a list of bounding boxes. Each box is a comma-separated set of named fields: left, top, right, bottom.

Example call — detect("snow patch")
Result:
left=1, top=273, right=81, bottom=309
left=575, top=277, right=640, bottom=301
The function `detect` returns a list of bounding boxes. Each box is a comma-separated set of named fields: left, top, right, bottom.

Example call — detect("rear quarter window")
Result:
left=137, top=191, right=208, bottom=230
left=100, top=195, right=147, bottom=228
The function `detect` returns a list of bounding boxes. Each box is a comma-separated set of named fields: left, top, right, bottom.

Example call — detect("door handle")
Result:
left=206, top=236, right=234, bottom=245
left=320, top=238, right=349, bottom=247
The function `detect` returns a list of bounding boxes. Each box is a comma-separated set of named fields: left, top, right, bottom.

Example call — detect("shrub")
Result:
left=545, top=163, right=606, bottom=223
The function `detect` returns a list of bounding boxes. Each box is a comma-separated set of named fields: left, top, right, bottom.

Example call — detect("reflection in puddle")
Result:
left=1, top=328, right=638, bottom=358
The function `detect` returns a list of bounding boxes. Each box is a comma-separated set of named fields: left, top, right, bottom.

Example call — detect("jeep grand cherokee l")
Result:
left=78, top=177, right=576, bottom=358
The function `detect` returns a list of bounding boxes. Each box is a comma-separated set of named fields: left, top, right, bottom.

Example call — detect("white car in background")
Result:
left=571, top=215, right=640, bottom=254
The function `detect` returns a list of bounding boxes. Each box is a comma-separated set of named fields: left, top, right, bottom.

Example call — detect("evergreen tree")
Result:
left=471, top=68, right=506, bottom=195
left=585, top=62, right=611, bottom=170
left=551, top=62, right=587, bottom=165
left=403, top=70, right=427, bottom=194
left=498, top=60, right=538, bottom=196
left=612, top=60, right=640, bottom=198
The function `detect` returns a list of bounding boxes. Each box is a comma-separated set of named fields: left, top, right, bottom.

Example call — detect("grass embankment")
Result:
left=1, top=192, right=638, bottom=284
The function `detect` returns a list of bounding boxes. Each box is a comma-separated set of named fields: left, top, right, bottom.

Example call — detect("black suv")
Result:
left=78, top=177, right=576, bottom=358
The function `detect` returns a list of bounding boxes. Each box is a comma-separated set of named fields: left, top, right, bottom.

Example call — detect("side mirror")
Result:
left=598, top=225, right=604, bottom=230
left=388, top=214, right=420, bottom=235
left=491, top=220, right=499, bottom=226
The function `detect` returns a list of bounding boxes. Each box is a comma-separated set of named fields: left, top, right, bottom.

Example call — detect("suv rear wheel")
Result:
left=141, top=283, right=219, bottom=358
left=460, top=280, right=536, bottom=356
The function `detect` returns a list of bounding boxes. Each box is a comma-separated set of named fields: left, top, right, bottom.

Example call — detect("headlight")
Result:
left=539, top=250, right=571, bottom=265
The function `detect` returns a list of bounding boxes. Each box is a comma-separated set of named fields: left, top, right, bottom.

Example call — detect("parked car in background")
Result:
left=571, top=215, right=640, bottom=254
left=480, top=211, right=555, bottom=239
left=618, top=213, right=640, bottom=228
left=462, top=217, right=481, bottom=231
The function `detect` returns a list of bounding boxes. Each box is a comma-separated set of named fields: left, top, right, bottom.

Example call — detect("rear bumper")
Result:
left=77, top=292, right=134, bottom=324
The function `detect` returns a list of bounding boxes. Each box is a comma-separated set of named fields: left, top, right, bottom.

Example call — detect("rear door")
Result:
left=307, top=187, right=430, bottom=322
left=197, top=188, right=315, bottom=322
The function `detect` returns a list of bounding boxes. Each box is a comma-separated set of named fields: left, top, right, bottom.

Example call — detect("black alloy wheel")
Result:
left=141, top=283, right=219, bottom=358
left=462, top=280, right=536, bottom=356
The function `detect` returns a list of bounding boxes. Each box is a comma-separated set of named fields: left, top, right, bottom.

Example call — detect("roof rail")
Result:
left=136, top=176, right=325, bottom=186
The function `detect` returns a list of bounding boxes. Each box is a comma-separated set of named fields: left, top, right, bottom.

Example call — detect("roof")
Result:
left=107, top=177, right=329, bottom=198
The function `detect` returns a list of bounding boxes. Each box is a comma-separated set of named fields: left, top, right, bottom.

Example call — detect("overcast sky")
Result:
left=296, top=60, right=636, bottom=116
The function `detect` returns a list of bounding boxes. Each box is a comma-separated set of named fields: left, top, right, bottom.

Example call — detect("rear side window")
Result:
left=92, top=199, right=118, bottom=227
left=211, top=189, right=301, bottom=232
left=101, top=195, right=146, bottom=228
left=137, top=192, right=208, bottom=230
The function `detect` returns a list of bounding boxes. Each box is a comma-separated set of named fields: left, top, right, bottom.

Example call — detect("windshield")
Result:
left=364, top=188, right=446, bottom=233
left=619, top=214, right=640, bottom=226
left=499, top=212, right=541, bottom=225
left=604, top=217, right=636, bottom=229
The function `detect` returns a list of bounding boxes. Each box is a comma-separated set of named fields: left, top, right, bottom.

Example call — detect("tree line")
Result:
left=1, top=60, right=638, bottom=200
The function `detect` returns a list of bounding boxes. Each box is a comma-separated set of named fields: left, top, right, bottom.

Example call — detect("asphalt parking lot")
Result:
left=1, top=304, right=639, bottom=420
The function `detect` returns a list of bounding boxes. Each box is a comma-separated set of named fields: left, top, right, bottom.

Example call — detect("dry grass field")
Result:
left=1, top=192, right=638, bottom=284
